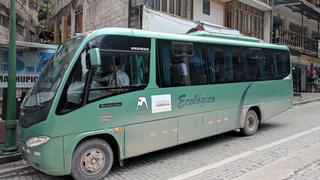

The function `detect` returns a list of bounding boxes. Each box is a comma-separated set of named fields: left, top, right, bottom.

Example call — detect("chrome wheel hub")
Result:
left=80, top=148, right=106, bottom=175
left=247, top=115, right=256, bottom=132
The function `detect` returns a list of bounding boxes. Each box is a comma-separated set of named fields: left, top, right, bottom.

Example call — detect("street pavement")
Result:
left=1, top=101, right=320, bottom=180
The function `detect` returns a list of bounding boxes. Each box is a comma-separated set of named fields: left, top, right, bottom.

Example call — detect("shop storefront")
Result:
left=291, top=55, right=320, bottom=93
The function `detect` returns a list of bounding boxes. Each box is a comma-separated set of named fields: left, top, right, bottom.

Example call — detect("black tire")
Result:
left=240, top=110, right=259, bottom=136
left=71, top=139, right=114, bottom=180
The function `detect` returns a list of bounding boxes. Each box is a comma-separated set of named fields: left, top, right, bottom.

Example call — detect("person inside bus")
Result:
left=96, top=56, right=130, bottom=88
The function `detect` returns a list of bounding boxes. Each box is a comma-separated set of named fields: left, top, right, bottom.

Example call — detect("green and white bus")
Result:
left=19, top=28, right=292, bottom=179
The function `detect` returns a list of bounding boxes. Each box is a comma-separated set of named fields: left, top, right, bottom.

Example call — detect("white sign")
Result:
left=151, top=94, right=172, bottom=113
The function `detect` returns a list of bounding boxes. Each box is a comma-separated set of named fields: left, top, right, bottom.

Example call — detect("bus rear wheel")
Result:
left=240, top=110, right=259, bottom=136
left=71, top=139, right=114, bottom=180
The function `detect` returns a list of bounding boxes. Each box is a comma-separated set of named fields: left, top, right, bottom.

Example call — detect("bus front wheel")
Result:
left=71, top=139, right=114, bottom=180
left=240, top=110, right=259, bottom=136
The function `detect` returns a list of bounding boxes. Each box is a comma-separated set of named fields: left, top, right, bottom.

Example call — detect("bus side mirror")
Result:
left=89, top=48, right=101, bottom=67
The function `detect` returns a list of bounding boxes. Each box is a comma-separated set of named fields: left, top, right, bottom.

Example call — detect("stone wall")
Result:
left=0, top=0, right=39, bottom=41
left=51, top=0, right=129, bottom=44
left=83, top=0, right=129, bottom=31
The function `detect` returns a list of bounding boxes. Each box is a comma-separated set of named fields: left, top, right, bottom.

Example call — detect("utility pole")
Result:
left=2, top=0, right=18, bottom=155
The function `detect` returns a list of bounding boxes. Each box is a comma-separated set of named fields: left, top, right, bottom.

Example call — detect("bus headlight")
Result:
left=26, top=136, right=50, bottom=148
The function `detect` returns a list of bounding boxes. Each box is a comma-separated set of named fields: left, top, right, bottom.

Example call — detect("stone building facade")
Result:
left=273, top=0, right=320, bottom=92
left=51, top=0, right=129, bottom=44
left=0, top=0, right=39, bottom=41
left=51, top=0, right=273, bottom=44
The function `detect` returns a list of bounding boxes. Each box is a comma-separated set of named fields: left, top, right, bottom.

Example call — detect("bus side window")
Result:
left=231, top=47, right=244, bottom=82
left=264, top=49, right=276, bottom=80
left=214, top=49, right=225, bottom=82
left=189, top=44, right=207, bottom=85
left=244, top=48, right=264, bottom=81
left=89, top=52, right=150, bottom=101
left=157, top=40, right=207, bottom=87
left=272, top=50, right=290, bottom=79
left=207, top=46, right=216, bottom=83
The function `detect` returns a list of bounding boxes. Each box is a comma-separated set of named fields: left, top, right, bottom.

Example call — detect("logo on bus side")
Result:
left=178, top=94, right=216, bottom=108
left=136, top=97, right=149, bottom=111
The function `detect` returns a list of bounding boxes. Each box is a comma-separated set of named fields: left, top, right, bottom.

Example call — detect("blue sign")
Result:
left=0, top=46, right=56, bottom=88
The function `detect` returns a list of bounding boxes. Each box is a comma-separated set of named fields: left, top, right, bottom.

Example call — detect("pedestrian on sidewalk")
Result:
left=308, top=63, right=317, bottom=93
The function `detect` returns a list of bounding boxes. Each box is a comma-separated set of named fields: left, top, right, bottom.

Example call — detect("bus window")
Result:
left=208, top=46, right=243, bottom=83
left=172, top=42, right=194, bottom=56
left=244, top=48, right=264, bottom=81
left=271, top=50, right=290, bottom=79
left=89, top=52, right=149, bottom=101
left=214, top=49, right=225, bottom=82
left=231, top=47, right=244, bottom=82
left=207, top=46, right=216, bottom=83
left=263, top=49, right=277, bottom=80
left=189, top=44, right=206, bottom=85
left=158, top=40, right=206, bottom=87
left=57, top=51, right=89, bottom=113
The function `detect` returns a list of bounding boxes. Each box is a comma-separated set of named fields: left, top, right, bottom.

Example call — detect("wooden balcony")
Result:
left=273, top=29, right=318, bottom=56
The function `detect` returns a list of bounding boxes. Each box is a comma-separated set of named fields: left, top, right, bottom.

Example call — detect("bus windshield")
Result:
left=23, top=36, right=86, bottom=107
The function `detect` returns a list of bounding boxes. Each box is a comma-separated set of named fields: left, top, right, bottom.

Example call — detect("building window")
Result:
left=155, top=0, right=161, bottom=10
left=176, top=0, right=181, bottom=15
left=162, top=0, right=168, bottom=12
left=29, top=0, right=37, bottom=10
left=0, top=14, right=9, bottom=28
left=17, top=24, right=24, bottom=36
left=169, top=0, right=175, bottom=14
left=312, top=31, right=319, bottom=39
left=203, top=0, right=210, bottom=15
left=226, top=1, right=264, bottom=40
left=145, top=0, right=193, bottom=19
left=75, top=8, right=83, bottom=34
left=146, top=0, right=154, bottom=8
left=289, top=22, right=303, bottom=34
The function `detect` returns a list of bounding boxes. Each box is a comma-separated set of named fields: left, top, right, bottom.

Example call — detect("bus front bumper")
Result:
left=20, top=136, right=66, bottom=176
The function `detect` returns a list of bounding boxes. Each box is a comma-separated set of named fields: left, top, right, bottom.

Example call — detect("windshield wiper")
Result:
left=36, top=93, right=43, bottom=108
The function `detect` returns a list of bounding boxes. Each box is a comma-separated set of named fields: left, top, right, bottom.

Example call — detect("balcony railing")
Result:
left=273, top=29, right=318, bottom=56
left=257, top=0, right=272, bottom=6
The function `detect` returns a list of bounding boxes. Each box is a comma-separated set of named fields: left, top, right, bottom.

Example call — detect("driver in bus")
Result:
left=96, top=56, right=130, bottom=88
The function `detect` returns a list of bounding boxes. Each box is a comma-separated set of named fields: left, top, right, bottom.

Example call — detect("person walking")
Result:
left=308, top=63, right=317, bottom=93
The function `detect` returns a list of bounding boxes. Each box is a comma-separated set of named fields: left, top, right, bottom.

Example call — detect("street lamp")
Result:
left=2, top=0, right=18, bottom=155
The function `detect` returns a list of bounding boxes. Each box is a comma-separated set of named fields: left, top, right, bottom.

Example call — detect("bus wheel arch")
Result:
left=74, top=133, right=121, bottom=165
left=70, top=134, right=121, bottom=179
left=240, top=106, right=261, bottom=136
left=249, top=106, right=261, bottom=123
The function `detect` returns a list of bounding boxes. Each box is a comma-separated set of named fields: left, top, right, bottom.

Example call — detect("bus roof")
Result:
left=87, top=28, right=289, bottom=51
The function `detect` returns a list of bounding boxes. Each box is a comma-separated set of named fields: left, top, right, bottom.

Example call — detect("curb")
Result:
left=0, top=153, right=21, bottom=164
left=293, top=98, right=320, bottom=106
left=0, top=165, right=30, bottom=177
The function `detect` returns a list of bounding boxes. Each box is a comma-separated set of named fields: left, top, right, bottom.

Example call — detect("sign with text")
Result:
left=0, top=46, right=56, bottom=88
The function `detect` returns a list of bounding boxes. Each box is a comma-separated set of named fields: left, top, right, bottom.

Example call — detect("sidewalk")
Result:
left=234, top=142, right=320, bottom=180
left=0, top=144, right=20, bottom=164
left=293, top=92, right=320, bottom=105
